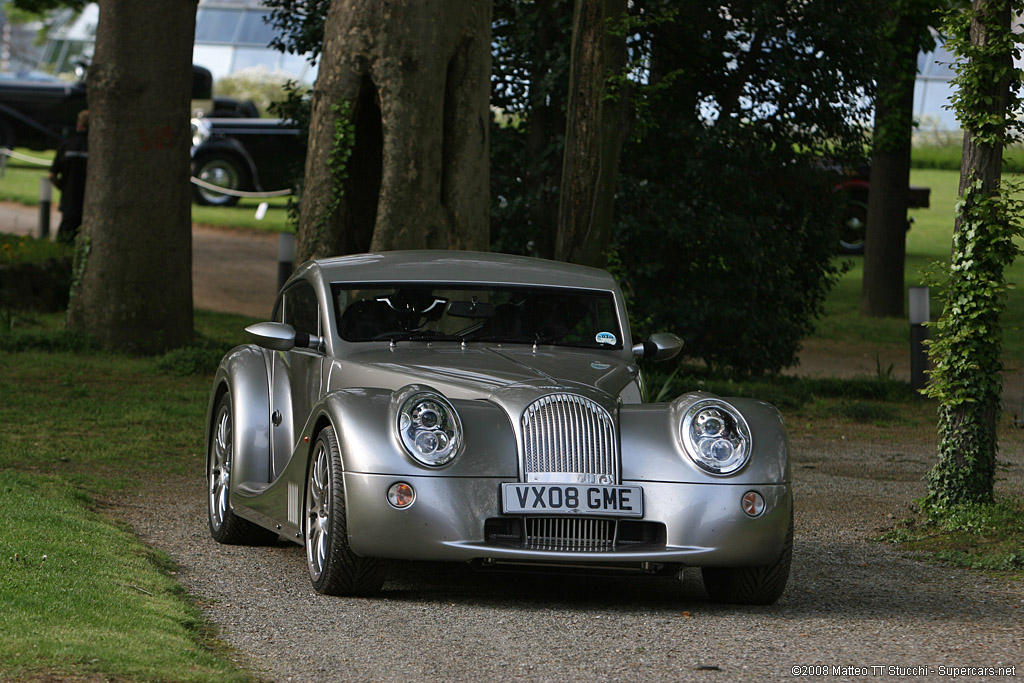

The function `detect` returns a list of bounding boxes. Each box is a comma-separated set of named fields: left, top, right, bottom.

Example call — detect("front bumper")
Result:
left=344, top=473, right=791, bottom=568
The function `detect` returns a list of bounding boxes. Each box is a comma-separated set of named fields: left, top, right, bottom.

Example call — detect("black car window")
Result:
left=332, top=283, right=623, bottom=350
left=283, top=281, right=320, bottom=337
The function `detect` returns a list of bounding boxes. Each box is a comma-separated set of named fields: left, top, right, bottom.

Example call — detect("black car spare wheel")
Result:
left=193, top=154, right=246, bottom=206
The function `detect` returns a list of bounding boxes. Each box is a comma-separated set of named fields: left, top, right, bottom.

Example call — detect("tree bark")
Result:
left=296, top=0, right=491, bottom=263
left=860, top=13, right=917, bottom=318
left=555, top=0, right=629, bottom=268
left=65, top=0, right=196, bottom=353
left=928, top=0, right=1014, bottom=507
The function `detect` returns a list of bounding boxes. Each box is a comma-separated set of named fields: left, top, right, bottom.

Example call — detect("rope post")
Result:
left=909, top=286, right=930, bottom=393
left=277, top=232, right=295, bottom=292
left=39, top=176, right=52, bottom=240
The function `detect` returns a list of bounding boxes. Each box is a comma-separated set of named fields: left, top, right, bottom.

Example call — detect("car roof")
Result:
left=302, top=250, right=620, bottom=291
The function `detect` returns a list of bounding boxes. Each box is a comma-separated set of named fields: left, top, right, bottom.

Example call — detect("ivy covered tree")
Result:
left=925, top=0, right=1024, bottom=507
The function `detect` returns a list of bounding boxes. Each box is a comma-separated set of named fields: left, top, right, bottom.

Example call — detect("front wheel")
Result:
left=305, top=426, right=387, bottom=595
left=700, top=511, right=793, bottom=605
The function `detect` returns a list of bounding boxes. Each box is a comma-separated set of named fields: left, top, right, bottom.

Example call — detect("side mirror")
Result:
left=632, top=332, right=683, bottom=361
left=245, top=322, right=323, bottom=352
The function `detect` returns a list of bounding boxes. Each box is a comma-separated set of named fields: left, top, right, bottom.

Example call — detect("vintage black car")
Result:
left=0, top=71, right=86, bottom=150
left=0, top=65, right=216, bottom=151
left=190, top=116, right=305, bottom=206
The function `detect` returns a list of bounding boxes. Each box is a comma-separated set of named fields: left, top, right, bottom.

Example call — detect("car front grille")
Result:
left=521, top=393, right=618, bottom=483
left=524, top=517, right=615, bottom=551
left=519, top=393, right=619, bottom=551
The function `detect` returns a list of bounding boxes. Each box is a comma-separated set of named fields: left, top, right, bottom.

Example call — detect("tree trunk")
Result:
left=928, top=0, right=1015, bottom=507
left=296, top=0, right=491, bottom=263
left=523, top=0, right=563, bottom=260
left=555, top=0, right=629, bottom=268
left=860, top=13, right=917, bottom=318
left=65, top=0, right=196, bottom=353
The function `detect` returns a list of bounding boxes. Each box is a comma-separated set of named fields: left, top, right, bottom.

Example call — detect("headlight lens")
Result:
left=681, top=399, right=751, bottom=475
left=190, top=117, right=211, bottom=147
left=397, top=391, right=462, bottom=466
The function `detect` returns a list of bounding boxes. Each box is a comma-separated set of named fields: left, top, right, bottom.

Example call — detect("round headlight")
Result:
left=681, top=399, right=751, bottom=475
left=397, top=392, right=462, bottom=466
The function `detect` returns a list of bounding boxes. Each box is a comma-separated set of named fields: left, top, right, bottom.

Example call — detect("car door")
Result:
left=270, top=280, right=324, bottom=478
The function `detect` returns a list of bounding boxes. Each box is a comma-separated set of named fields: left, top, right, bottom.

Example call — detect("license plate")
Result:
left=501, top=483, right=643, bottom=517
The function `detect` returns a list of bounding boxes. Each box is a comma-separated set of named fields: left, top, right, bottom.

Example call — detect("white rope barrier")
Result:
left=0, top=147, right=52, bottom=165
left=189, top=176, right=293, bottom=198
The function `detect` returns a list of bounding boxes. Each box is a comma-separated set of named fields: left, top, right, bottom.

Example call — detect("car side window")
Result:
left=282, top=281, right=320, bottom=337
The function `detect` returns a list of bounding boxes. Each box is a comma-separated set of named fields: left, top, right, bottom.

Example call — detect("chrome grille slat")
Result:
left=521, top=393, right=618, bottom=482
left=520, top=393, right=619, bottom=551
left=525, top=517, right=615, bottom=551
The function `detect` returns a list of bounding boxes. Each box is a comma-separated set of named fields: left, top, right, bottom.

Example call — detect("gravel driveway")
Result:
left=114, top=429, right=1023, bottom=682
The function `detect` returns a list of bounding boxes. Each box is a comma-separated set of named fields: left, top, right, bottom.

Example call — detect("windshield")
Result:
left=332, top=283, right=623, bottom=349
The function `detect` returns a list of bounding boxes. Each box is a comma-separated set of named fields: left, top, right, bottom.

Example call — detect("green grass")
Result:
left=1, top=147, right=293, bottom=233
left=912, top=141, right=1024, bottom=173
left=813, top=168, right=1024, bottom=363
left=0, top=312, right=258, bottom=682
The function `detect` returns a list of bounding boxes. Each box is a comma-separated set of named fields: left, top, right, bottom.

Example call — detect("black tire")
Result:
left=207, top=392, right=278, bottom=545
left=0, top=120, right=15, bottom=150
left=192, top=153, right=247, bottom=207
left=305, top=426, right=387, bottom=595
left=700, top=510, right=793, bottom=605
left=838, top=198, right=867, bottom=255
left=837, top=179, right=869, bottom=255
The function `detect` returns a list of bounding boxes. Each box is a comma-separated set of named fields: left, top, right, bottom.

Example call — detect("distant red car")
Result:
left=835, top=170, right=930, bottom=255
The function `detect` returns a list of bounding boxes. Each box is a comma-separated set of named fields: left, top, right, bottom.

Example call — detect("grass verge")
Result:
left=0, top=311, right=256, bottom=682
left=879, top=497, right=1024, bottom=572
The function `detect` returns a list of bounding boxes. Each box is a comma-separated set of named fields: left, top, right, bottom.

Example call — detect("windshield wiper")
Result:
left=379, top=331, right=463, bottom=343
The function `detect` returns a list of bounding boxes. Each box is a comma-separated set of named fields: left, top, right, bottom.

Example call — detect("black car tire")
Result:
left=305, top=426, right=387, bottom=596
left=207, top=392, right=278, bottom=545
left=700, top=510, right=793, bottom=605
left=192, top=153, right=248, bottom=207
left=0, top=120, right=15, bottom=150
left=837, top=178, right=869, bottom=255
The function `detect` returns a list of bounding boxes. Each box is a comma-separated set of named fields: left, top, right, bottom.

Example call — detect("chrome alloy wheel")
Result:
left=306, top=439, right=331, bottom=582
left=208, top=400, right=232, bottom=532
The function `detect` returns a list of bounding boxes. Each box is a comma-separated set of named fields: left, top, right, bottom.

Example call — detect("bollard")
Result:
left=277, top=232, right=295, bottom=292
left=909, top=286, right=930, bottom=392
left=39, top=176, right=52, bottom=240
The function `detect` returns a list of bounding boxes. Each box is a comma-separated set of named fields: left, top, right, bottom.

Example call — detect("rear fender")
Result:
left=206, top=345, right=272, bottom=486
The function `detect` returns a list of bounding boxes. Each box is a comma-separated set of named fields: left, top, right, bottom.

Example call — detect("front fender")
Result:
left=191, top=137, right=259, bottom=186
left=306, top=388, right=520, bottom=478
left=206, top=344, right=271, bottom=486
left=619, top=396, right=789, bottom=484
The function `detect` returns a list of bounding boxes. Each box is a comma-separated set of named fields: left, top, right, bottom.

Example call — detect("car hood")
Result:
left=335, top=344, right=640, bottom=405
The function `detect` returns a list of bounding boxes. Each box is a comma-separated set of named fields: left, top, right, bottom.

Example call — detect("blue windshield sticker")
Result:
left=595, top=331, right=617, bottom=346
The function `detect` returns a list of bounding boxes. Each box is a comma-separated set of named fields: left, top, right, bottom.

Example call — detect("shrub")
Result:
left=613, top=129, right=847, bottom=376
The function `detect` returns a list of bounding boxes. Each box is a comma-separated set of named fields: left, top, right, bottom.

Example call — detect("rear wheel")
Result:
left=700, top=511, right=793, bottom=605
left=305, top=426, right=387, bottom=595
left=207, top=392, right=277, bottom=545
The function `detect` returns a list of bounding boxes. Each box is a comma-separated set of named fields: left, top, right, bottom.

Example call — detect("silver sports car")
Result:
left=206, top=251, right=792, bottom=604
